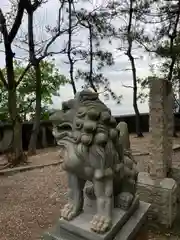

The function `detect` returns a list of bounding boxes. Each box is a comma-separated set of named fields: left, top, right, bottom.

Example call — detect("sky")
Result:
left=0, top=0, right=152, bottom=115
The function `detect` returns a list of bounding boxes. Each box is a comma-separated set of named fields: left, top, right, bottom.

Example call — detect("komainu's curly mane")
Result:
left=71, top=91, right=123, bottom=171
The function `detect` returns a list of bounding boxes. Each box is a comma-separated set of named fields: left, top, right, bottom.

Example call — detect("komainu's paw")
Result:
left=90, top=215, right=112, bottom=234
left=61, top=203, right=79, bottom=220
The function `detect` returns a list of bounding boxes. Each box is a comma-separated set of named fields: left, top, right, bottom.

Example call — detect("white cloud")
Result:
left=0, top=0, right=150, bottom=115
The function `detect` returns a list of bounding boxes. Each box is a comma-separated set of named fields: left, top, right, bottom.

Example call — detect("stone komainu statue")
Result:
left=50, top=90, right=138, bottom=234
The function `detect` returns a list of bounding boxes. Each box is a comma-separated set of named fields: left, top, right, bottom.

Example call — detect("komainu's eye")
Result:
left=75, top=119, right=84, bottom=129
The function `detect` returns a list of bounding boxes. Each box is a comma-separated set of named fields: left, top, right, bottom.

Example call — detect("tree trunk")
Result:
left=178, top=78, right=180, bottom=113
left=41, top=126, right=47, bottom=148
left=133, top=98, right=143, bottom=137
left=67, top=0, right=77, bottom=95
left=0, top=0, right=26, bottom=166
left=28, top=62, right=41, bottom=155
left=8, top=88, right=24, bottom=164
left=129, top=55, right=143, bottom=137
left=126, top=0, right=143, bottom=138
left=6, top=44, right=24, bottom=165
left=88, top=24, right=97, bottom=92
left=173, top=92, right=178, bottom=137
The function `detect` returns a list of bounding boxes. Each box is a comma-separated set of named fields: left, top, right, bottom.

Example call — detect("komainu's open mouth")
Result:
left=53, top=122, right=73, bottom=141
left=57, top=122, right=72, bottom=132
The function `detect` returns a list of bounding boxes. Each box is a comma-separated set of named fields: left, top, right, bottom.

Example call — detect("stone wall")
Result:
left=1, top=112, right=180, bottom=154
left=0, top=121, right=55, bottom=153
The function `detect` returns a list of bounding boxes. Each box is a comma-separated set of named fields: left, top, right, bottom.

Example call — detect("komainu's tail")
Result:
left=116, top=121, right=137, bottom=165
left=116, top=121, right=130, bottom=151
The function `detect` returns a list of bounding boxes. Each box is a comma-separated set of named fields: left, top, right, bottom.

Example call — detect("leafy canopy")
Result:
left=0, top=59, right=67, bottom=121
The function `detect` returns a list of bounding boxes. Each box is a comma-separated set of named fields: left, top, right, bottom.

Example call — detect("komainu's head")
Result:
left=50, top=90, right=124, bottom=165
left=50, top=89, right=117, bottom=143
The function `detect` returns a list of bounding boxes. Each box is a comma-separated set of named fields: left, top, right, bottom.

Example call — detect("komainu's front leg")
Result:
left=61, top=172, right=85, bottom=220
left=90, top=171, right=113, bottom=234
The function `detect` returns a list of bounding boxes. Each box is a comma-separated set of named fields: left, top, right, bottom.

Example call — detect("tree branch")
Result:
left=25, top=0, right=42, bottom=14
left=167, top=0, right=180, bottom=82
left=24, top=0, right=68, bottom=62
left=32, top=0, right=44, bottom=11
left=122, top=84, right=133, bottom=88
left=38, top=48, right=66, bottom=62
left=19, top=98, right=36, bottom=114
left=8, top=0, right=25, bottom=43
left=15, top=63, right=31, bottom=87
left=135, top=40, right=157, bottom=53
left=0, top=9, right=9, bottom=44
left=42, top=1, right=72, bottom=57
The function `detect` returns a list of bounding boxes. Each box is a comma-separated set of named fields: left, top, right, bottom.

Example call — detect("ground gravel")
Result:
left=0, top=164, right=67, bottom=240
left=0, top=135, right=180, bottom=240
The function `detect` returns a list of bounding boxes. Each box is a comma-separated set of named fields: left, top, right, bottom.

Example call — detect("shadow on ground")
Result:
left=136, top=203, right=180, bottom=239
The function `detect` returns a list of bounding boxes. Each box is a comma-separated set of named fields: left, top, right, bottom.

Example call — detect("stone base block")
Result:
left=137, top=172, right=178, bottom=227
left=42, top=200, right=150, bottom=240
left=171, top=167, right=180, bottom=202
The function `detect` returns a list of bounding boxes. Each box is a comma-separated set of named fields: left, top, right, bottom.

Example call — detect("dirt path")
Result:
left=130, top=132, right=180, bottom=153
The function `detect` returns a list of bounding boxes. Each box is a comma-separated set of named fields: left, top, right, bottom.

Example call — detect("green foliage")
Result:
left=72, top=1, right=122, bottom=103
left=136, top=0, right=180, bottom=104
left=0, top=59, right=67, bottom=121
left=143, top=33, right=180, bottom=99
left=137, top=76, right=156, bottom=103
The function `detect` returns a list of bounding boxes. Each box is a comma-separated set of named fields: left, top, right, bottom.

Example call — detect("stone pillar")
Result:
left=137, top=79, right=177, bottom=228
left=148, top=79, right=173, bottom=179
left=166, top=85, right=174, bottom=172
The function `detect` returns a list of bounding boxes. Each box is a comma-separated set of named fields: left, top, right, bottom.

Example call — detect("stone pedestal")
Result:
left=171, top=157, right=180, bottom=202
left=42, top=199, right=150, bottom=240
left=137, top=172, right=177, bottom=227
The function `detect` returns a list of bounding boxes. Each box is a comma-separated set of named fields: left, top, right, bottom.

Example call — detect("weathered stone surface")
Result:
left=137, top=172, right=177, bottom=227
left=136, top=79, right=178, bottom=227
left=149, top=79, right=173, bottom=179
left=59, top=196, right=139, bottom=240
left=133, top=147, right=180, bottom=202
left=171, top=150, right=180, bottom=183
left=49, top=90, right=139, bottom=234
left=42, top=200, right=150, bottom=240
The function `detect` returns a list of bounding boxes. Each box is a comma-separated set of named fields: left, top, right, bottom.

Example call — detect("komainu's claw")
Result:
left=61, top=203, right=79, bottom=220
left=90, top=215, right=112, bottom=233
